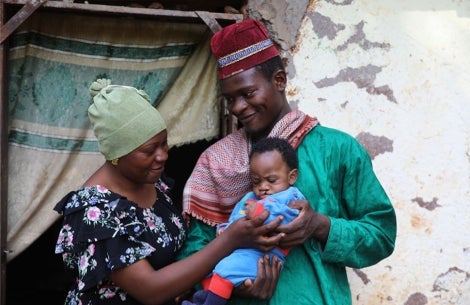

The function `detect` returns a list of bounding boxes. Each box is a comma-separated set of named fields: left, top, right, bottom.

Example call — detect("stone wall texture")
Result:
left=252, top=0, right=470, bottom=304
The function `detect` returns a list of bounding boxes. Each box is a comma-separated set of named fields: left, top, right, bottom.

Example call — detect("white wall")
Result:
left=286, top=1, right=470, bottom=304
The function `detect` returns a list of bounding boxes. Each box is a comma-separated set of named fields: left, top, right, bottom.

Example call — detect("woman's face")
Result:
left=119, top=130, right=169, bottom=184
left=220, top=67, right=290, bottom=140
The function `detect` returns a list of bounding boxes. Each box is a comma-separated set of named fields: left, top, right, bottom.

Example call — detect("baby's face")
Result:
left=249, top=150, right=293, bottom=198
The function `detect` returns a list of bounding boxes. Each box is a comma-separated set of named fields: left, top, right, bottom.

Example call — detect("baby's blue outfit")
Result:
left=213, top=186, right=305, bottom=287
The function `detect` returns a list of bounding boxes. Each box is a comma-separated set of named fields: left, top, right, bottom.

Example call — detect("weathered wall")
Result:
left=251, top=0, right=470, bottom=304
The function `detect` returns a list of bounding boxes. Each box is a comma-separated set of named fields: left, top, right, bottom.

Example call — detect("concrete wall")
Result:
left=251, top=0, right=470, bottom=304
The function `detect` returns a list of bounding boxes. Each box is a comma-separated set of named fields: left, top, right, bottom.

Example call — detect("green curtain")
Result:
left=6, top=11, right=220, bottom=261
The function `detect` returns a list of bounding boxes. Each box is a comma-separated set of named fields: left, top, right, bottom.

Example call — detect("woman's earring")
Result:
left=111, top=158, right=119, bottom=166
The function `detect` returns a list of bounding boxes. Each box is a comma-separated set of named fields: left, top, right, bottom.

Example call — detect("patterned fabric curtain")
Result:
left=6, top=11, right=220, bottom=261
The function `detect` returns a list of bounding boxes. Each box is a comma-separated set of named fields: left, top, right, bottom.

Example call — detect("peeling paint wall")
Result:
left=251, top=0, right=470, bottom=304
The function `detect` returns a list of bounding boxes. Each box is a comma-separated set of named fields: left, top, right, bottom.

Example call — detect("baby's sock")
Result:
left=202, top=291, right=228, bottom=305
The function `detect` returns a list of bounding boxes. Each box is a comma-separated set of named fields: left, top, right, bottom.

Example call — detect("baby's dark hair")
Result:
left=250, top=137, right=298, bottom=170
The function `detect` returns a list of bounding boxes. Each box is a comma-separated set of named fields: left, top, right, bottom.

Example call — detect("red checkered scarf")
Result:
left=182, top=110, right=318, bottom=226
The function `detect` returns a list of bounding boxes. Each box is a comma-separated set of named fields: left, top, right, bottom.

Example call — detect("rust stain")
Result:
left=404, top=292, right=428, bottom=305
left=287, top=86, right=300, bottom=96
left=291, top=42, right=301, bottom=54
left=355, top=132, right=393, bottom=159
left=307, top=0, right=318, bottom=12
left=314, top=65, right=398, bottom=103
left=411, top=197, right=440, bottom=211
left=409, top=214, right=433, bottom=234
left=410, top=214, right=426, bottom=229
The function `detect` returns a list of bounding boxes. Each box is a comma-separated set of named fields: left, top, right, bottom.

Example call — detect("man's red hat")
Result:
left=210, top=19, right=279, bottom=79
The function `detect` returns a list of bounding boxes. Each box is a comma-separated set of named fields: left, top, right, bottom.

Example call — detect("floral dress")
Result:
left=54, top=179, right=187, bottom=305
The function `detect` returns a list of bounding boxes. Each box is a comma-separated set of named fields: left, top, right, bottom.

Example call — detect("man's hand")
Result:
left=226, top=210, right=284, bottom=251
left=233, top=255, right=282, bottom=299
left=278, top=200, right=330, bottom=248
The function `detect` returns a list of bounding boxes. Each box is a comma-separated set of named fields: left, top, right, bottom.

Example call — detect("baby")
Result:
left=184, top=137, right=305, bottom=305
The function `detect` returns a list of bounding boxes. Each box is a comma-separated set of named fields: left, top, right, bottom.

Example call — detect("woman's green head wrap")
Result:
left=88, top=79, right=166, bottom=160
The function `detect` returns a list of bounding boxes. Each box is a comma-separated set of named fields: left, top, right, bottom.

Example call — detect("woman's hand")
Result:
left=224, top=209, right=284, bottom=251
left=277, top=200, right=331, bottom=248
left=233, top=254, right=282, bottom=299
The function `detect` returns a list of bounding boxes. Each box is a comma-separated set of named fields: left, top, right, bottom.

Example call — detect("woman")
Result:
left=54, top=79, right=284, bottom=305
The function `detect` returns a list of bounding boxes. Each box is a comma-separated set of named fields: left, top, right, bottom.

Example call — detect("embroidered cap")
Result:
left=211, top=19, right=279, bottom=79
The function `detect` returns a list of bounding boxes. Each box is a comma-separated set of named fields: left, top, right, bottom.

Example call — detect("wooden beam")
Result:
left=1, top=0, right=242, bottom=24
left=0, top=0, right=46, bottom=44
left=196, top=11, right=222, bottom=33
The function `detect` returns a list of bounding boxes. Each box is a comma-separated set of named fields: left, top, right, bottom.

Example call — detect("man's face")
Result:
left=220, top=67, right=288, bottom=140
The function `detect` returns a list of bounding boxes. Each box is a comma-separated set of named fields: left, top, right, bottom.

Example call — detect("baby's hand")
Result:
left=244, top=199, right=258, bottom=219
left=216, top=223, right=228, bottom=236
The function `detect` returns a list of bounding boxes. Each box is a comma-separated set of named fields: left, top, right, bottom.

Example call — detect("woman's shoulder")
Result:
left=53, top=185, right=122, bottom=215
left=54, top=185, right=147, bottom=254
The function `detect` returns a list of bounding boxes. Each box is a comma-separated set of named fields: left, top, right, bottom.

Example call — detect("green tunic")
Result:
left=178, top=125, right=396, bottom=305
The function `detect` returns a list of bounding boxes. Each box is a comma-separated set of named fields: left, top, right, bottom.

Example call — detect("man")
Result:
left=178, top=19, right=396, bottom=305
